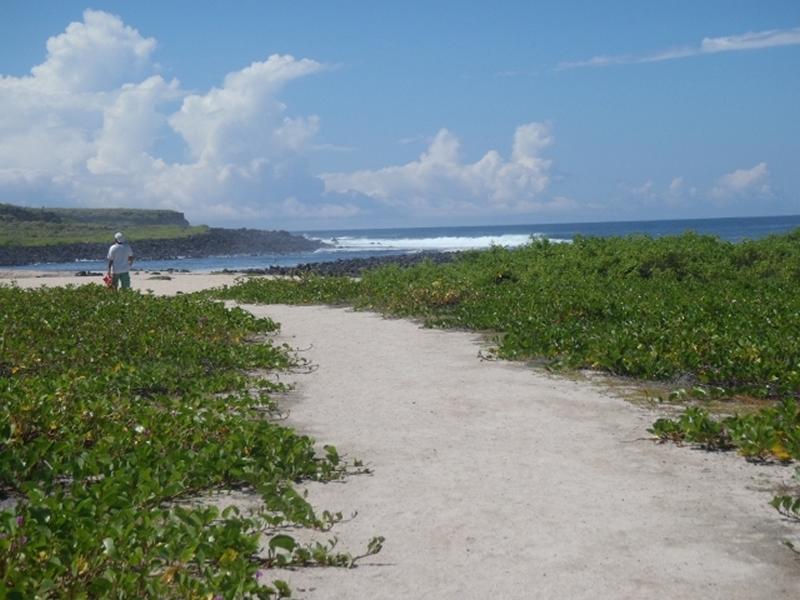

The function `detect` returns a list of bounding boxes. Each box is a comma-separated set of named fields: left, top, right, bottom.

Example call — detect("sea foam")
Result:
left=315, top=233, right=555, bottom=252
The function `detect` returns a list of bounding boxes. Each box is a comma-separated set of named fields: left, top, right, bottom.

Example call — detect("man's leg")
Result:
left=119, top=272, right=131, bottom=289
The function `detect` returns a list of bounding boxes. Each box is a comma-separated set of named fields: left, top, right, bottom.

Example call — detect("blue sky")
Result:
left=1, top=1, right=798, bottom=229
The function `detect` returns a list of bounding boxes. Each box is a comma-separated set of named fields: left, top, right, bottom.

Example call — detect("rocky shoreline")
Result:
left=217, top=251, right=460, bottom=277
left=0, top=228, right=326, bottom=267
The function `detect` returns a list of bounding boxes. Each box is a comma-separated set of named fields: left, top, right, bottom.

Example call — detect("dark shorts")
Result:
left=113, top=272, right=131, bottom=289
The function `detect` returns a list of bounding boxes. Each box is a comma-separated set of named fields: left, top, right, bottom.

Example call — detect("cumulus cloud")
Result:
left=0, top=9, right=341, bottom=227
left=322, top=123, right=561, bottom=216
left=0, top=169, right=78, bottom=207
left=88, top=76, right=180, bottom=175
left=711, top=162, right=771, bottom=200
left=0, top=11, right=137, bottom=175
left=30, top=9, right=157, bottom=92
left=169, top=54, right=323, bottom=164
left=621, top=165, right=773, bottom=212
left=618, top=175, right=700, bottom=212
left=558, top=26, right=800, bottom=69
left=282, top=197, right=361, bottom=219
left=630, top=180, right=655, bottom=197
left=1, top=10, right=577, bottom=227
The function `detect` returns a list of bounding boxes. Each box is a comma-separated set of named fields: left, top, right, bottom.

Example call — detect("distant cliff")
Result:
left=0, top=228, right=327, bottom=266
left=0, top=203, right=327, bottom=266
left=0, top=228, right=327, bottom=267
left=0, top=203, right=190, bottom=228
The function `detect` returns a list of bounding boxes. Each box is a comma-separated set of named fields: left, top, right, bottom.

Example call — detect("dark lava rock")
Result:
left=218, top=251, right=460, bottom=278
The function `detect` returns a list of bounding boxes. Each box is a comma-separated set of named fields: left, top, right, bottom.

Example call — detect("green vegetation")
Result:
left=214, top=229, right=800, bottom=526
left=219, top=275, right=360, bottom=306
left=0, top=203, right=190, bottom=227
left=218, top=230, right=800, bottom=398
left=0, top=223, right=208, bottom=246
left=650, top=403, right=800, bottom=525
left=0, top=203, right=204, bottom=246
left=4, top=229, right=798, bottom=594
left=0, top=285, right=380, bottom=597
left=649, top=401, right=800, bottom=460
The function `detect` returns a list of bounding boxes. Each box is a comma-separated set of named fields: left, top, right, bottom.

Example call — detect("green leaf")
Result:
left=269, top=534, right=297, bottom=553
left=88, top=576, right=113, bottom=595
left=273, top=579, right=292, bottom=597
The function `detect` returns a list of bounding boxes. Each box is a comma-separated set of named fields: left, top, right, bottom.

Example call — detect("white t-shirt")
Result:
left=107, top=243, right=134, bottom=273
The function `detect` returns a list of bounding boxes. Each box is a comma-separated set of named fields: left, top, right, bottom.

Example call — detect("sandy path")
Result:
left=4, top=273, right=798, bottom=597
left=245, top=304, right=799, bottom=600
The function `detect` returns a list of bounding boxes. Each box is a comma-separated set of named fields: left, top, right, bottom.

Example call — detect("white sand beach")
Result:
left=0, top=270, right=242, bottom=295
left=3, top=271, right=799, bottom=598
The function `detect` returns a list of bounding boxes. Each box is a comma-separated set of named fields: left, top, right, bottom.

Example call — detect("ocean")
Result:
left=14, top=214, right=800, bottom=273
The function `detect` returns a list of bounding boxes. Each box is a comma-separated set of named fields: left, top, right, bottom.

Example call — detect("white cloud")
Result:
left=618, top=175, right=699, bottom=211
left=701, top=28, right=800, bottom=53
left=0, top=12, right=130, bottom=174
left=558, top=26, right=800, bottom=69
left=0, top=10, right=349, bottom=227
left=619, top=168, right=775, bottom=213
left=0, top=12, right=600, bottom=227
left=30, top=9, right=156, bottom=92
left=282, top=197, right=361, bottom=219
left=0, top=169, right=78, bottom=207
left=711, top=162, right=771, bottom=199
left=668, top=176, right=684, bottom=194
left=88, top=76, right=180, bottom=175
left=630, top=180, right=654, bottom=197
left=397, top=134, right=428, bottom=146
left=322, top=123, right=559, bottom=216
left=169, top=54, right=323, bottom=163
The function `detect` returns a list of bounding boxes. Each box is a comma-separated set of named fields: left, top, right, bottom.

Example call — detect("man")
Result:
left=107, top=232, right=135, bottom=290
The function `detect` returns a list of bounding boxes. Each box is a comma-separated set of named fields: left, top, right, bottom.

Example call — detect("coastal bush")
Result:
left=216, top=275, right=360, bottom=306
left=0, top=285, right=378, bottom=598
left=649, top=399, right=800, bottom=461
left=217, top=231, right=800, bottom=398
left=214, top=230, right=800, bottom=531
left=650, top=400, right=800, bottom=525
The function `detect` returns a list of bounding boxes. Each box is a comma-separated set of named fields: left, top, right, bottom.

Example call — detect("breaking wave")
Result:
left=313, top=233, right=568, bottom=252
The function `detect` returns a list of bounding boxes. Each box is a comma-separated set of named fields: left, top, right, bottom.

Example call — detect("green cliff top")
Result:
left=0, top=203, right=207, bottom=246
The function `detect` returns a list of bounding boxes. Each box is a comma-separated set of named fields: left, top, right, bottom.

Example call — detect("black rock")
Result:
left=219, top=251, right=460, bottom=278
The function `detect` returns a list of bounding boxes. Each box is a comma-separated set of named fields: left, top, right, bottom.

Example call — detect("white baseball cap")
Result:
left=114, top=232, right=125, bottom=242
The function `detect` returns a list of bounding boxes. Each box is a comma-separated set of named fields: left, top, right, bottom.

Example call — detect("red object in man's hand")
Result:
left=103, top=273, right=113, bottom=288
